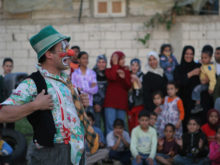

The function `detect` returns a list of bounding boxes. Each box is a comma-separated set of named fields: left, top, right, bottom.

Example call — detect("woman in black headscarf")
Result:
left=174, top=46, right=201, bottom=130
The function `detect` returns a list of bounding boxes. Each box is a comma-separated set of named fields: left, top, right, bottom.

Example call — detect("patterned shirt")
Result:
left=71, top=68, right=98, bottom=106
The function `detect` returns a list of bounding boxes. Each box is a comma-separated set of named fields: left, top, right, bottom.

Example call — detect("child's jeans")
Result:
left=192, top=84, right=208, bottom=101
left=173, top=154, right=209, bottom=165
left=132, top=153, right=157, bottom=165
left=109, top=149, right=131, bottom=165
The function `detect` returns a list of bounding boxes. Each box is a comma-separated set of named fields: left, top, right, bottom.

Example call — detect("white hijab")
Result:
left=145, top=51, right=164, bottom=77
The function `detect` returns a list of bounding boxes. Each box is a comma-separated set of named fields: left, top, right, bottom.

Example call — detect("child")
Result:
left=86, top=112, right=109, bottom=165
left=93, top=54, right=108, bottom=128
left=173, top=118, right=209, bottom=165
left=106, top=119, right=131, bottom=165
left=0, top=129, right=13, bottom=165
left=152, top=91, right=164, bottom=115
left=209, top=125, right=220, bottom=165
left=104, top=51, right=131, bottom=134
left=201, top=109, right=220, bottom=145
left=71, top=51, right=98, bottom=113
left=191, top=45, right=216, bottom=114
left=128, top=58, right=144, bottom=133
left=130, top=110, right=157, bottom=165
left=159, top=44, right=178, bottom=82
left=158, top=82, right=184, bottom=138
left=149, top=112, right=157, bottom=128
left=156, top=123, right=179, bottom=165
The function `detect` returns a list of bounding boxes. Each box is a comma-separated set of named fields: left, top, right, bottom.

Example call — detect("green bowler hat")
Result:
left=29, top=25, right=71, bottom=60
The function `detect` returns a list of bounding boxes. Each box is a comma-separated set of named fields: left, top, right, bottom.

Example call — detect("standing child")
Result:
left=191, top=45, right=216, bottom=114
left=158, top=82, right=184, bottom=138
left=156, top=123, right=179, bottom=165
left=128, top=58, right=144, bottom=133
left=173, top=117, right=209, bottom=165
left=201, top=109, right=220, bottom=145
left=71, top=51, right=98, bottom=113
left=130, top=110, right=157, bottom=165
left=159, top=44, right=178, bottom=82
left=209, top=125, right=220, bottom=165
left=106, top=119, right=131, bottom=165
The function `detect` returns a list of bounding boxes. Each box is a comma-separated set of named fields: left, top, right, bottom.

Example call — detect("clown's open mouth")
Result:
left=62, top=56, right=70, bottom=66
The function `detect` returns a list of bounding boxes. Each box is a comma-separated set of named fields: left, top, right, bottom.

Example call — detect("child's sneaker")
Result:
left=191, top=104, right=203, bottom=114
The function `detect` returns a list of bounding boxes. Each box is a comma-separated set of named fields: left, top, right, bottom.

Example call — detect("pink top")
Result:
left=209, top=141, right=220, bottom=165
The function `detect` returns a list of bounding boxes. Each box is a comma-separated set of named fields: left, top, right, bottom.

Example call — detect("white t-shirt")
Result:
left=216, top=63, right=220, bottom=76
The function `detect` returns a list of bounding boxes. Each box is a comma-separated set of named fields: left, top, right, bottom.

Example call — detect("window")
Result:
left=94, top=0, right=126, bottom=17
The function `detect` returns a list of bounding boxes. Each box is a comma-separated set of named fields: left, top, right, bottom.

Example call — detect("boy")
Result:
left=106, top=119, right=131, bottom=165
left=149, top=112, right=157, bottom=128
left=191, top=45, right=216, bottom=114
left=86, top=112, right=109, bottom=165
left=130, top=110, right=157, bottom=165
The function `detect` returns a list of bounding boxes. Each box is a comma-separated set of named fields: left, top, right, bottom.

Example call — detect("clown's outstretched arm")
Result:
left=0, top=90, right=53, bottom=122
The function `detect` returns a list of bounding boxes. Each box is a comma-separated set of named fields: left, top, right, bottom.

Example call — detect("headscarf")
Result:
left=130, top=58, right=143, bottom=78
left=180, top=45, right=196, bottom=72
left=145, top=51, right=164, bottom=77
left=110, top=51, right=125, bottom=67
left=207, top=109, right=220, bottom=130
left=93, top=54, right=107, bottom=81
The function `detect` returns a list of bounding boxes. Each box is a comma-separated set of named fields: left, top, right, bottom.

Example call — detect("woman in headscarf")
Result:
left=174, top=45, right=201, bottom=130
left=103, top=51, right=131, bottom=134
left=93, top=54, right=108, bottom=129
left=142, top=51, right=167, bottom=112
left=128, top=58, right=144, bottom=133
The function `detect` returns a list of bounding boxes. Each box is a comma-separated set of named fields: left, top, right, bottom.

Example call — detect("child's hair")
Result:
left=150, top=112, right=157, bottom=118
left=202, top=45, right=213, bottom=58
left=165, top=123, right=176, bottom=132
left=216, top=47, right=220, bottom=51
left=71, top=45, right=81, bottom=51
left=152, top=90, right=163, bottom=98
left=86, top=112, right=95, bottom=122
left=78, top=51, right=88, bottom=59
left=160, top=44, right=172, bottom=55
left=113, top=119, right=124, bottom=128
left=3, top=57, right=13, bottom=66
left=138, top=110, right=150, bottom=119
left=188, top=117, right=201, bottom=126
left=167, top=81, right=178, bottom=89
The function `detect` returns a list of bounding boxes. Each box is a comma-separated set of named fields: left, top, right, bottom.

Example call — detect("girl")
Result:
left=159, top=44, right=178, bottom=82
left=104, top=51, right=131, bottom=134
left=128, top=58, right=144, bottom=133
left=156, top=123, right=179, bottom=165
left=174, top=118, right=209, bottom=165
left=93, top=54, right=108, bottom=128
left=71, top=51, right=98, bottom=113
left=201, top=109, right=220, bottom=145
left=209, top=125, right=220, bottom=165
left=143, top=51, right=167, bottom=112
left=158, top=82, right=184, bottom=138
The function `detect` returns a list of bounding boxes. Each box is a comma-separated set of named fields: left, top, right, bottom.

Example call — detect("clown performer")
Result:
left=0, top=25, right=99, bottom=165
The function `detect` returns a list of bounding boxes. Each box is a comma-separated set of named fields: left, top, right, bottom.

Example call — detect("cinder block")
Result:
left=116, top=23, right=131, bottom=31
left=100, top=41, right=115, bottom=48
left=116, top=40, right=132, bottom=49
left=75, top=32, right=89, bottom=41
left=105, top=32, right=121, bottom=40
left=84, top=41, right=99, bottom=49
left=122, top=31, right=137, bottom=40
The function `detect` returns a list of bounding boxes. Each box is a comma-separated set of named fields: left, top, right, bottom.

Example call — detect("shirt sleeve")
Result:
left=105, top=65, right=119, bottom=81
left=106, top=132, right=115, bottom=147
left=149, top=128, right=157, bottom=159
left=124, top=131, right=130, bottom=144
left=1, top=78, right=37, bottom=106
left=83, top=70, right=98, bottom=95
left=130, top=128, right=139, bottom=158
left=207, top=65, right=217, bottom=91
left=177, top=99, right=185, bottom=120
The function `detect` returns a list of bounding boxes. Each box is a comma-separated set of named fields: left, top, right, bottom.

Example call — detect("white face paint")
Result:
left=60, top=40, right=70, bottom=67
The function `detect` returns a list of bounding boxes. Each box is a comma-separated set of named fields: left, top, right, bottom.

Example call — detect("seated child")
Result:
left=209, top=125, right=220, bottom=165
left=191, top=45, right=216, bottom=114
left=149, top=112, right=157, bottom=129
left=106, top=119, right=131, bottom=165
left=130, top=110, right=157, bottom=165
left=0, top=130, right=13, bottom=165
left=156, top=123, right=179, bottom=165
left=86, top=112, right=109, bottom=165
left=173, top=117, right=209, bottom=165
left=201, top=109, right=220, bottom=145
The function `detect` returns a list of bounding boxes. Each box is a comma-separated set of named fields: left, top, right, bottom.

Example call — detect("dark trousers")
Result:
left=109, top=149, right=131, bottom=165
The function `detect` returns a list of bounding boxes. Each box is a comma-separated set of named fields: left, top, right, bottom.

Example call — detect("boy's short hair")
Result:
left=78, top=51, right=88, bottom=59
left=113, top=119, right=124, bottom=128
left=86, top=112, right=94, bottom=121
left=150, top=112, right=157, bottom=118
left=71, top=45, right=80, bottom=51
left=188, top=117, right=201, bottom=126
left=138, top=110, right=150, bottom=119
left=152, top=90, right=163, bottom=98
left=216, top=47, right=220, bottom=51
left=165, top=123, right=176, bottom=132
left=202, top=45, right=213, bottom=58
left=3, top=57, right=13, bottom=66
left=167, top=81, right=178, bottom=89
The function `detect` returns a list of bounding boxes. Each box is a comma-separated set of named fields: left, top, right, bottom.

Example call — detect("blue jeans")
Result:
left=173, top=155, right=209, bottom=165
left=192, top=84, right=208, bottom=101
left=132, top=153, right=157, bottom=165
left=215, top=97, right=220, bottom=112
left=105, top=107, right=126, bottom=134
left=109, top=150, right=131, bottom=165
